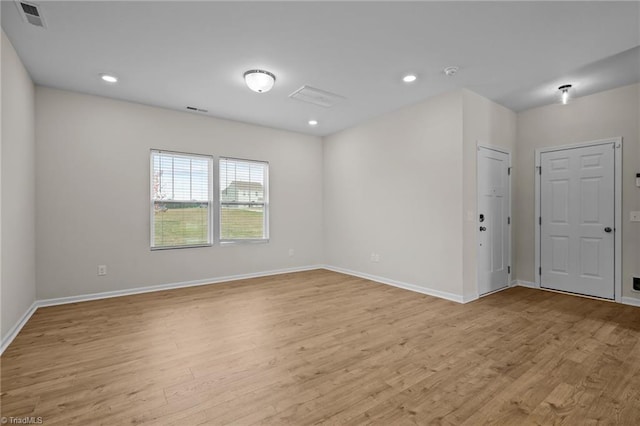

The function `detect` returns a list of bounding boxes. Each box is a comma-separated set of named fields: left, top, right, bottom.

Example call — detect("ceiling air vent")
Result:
left=289, top=85, right=345, bottom=108
left=186, top=106, right=208, bottom=113
left=16, top=1, right=46, bottom=28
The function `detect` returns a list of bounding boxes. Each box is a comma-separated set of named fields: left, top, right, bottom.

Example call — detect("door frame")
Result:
left=534, top=138, right=622, bottom=302
left=477, top=143, right=512, bottom=296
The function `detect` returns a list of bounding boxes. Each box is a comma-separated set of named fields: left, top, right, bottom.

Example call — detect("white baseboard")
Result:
left=462, top=293, right=479, bottom=303
left=37, top=264, right=324, bottom=308
left=323, top=265, right=469, bottom=304
left=513, top=280, right=538, bottom=289
left=1, top=301, right=38, bottom=355
left=1, top=265, right=323, bottom=355
left=621, top=296, right=640, bottom=307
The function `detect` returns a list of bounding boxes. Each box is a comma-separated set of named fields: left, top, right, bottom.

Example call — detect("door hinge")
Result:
left=539, top=216, right=542, bottom=226
left=508, top=217, right=511, bottom=225
left=537, top=166, right=542, bottom=175
left=508, top=266, right=511, bottom=274
left=508, top=167, right=511, bottom=176
left=539, top=267, right=542, bottom=276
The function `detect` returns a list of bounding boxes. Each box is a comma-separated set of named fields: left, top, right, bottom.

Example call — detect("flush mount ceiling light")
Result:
left=443, top=66, right=459, bottom=77
left=308, top=120, right=318, bottom=126
left=559, top=84, right=573, bottom=105
left=100, top=73, right=118, bottom=83
left=402, top=74, right=417, bottom=83
left=244, top=69, right=276, bottom=93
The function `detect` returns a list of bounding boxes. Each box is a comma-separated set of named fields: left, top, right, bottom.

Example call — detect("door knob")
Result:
left=479, top=226, right=487, bottom=231
left=604, top=227, right=612, bottom=233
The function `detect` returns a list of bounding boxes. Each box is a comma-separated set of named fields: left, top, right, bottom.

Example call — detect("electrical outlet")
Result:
left=97, top=265, right=107, bottom=276
left=370, top=253, right=376, bottom=262
left=634, top=277, right=640, bottom=292
left=630, top=211, right=640, bottom=222
left=288, top=248, right=295, bottom=257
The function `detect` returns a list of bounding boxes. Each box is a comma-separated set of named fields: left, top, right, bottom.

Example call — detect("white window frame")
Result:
left=150, top=149, right=214, bottom=250
left=219, top=157, right=270, bottom=244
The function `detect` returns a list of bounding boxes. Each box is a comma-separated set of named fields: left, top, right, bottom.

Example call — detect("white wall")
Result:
left=35, top=87, right=324, bottom=299
left=323, top=90, right=466, bottom=299
left=515, top=83, right=640, bottom=300
left=1, top=31, right=36, bottom=340
left=5, top=55, right=637, bottom=327
left=462, top=90, right=517, bottom=297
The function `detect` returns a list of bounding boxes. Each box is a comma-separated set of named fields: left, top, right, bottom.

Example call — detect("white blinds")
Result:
left=219, top=157, right=269, bottom=241
left=151, top=150, right=212, bottom=248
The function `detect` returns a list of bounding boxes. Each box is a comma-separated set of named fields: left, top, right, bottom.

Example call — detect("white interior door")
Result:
left=540, top=143, right=615, bottom=299
left=478, top=147, right=510, bottom=295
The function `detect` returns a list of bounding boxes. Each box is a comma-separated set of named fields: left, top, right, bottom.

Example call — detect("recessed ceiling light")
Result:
left=308, top=120, right=318, bottom=126
left=443, top=66, right=459, bottom=77
left=100, top=73, right=118, bottom=83
left=402, top=74, right=417, bottom=83
left=244, top=69, right=276, bottom=93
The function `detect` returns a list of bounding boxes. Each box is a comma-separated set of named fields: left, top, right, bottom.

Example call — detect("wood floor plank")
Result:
left=2, top=270, right=639, bottom=424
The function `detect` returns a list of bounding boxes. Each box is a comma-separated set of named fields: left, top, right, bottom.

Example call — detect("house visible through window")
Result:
left=220, top=157, right=269, bottom=241
left=151, top=150, right=212, bottom=249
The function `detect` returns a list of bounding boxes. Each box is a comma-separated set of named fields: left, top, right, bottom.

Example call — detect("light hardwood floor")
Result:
left=1, top=270, right=639, bottom=425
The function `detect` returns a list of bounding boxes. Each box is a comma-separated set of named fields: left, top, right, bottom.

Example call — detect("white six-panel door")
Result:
left=540, top=143, right=615, bottom=299
left=478, top=147, right=510, bottom=295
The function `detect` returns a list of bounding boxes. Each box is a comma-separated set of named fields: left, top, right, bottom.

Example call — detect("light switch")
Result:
left=630, top=211, right=640, bottom=222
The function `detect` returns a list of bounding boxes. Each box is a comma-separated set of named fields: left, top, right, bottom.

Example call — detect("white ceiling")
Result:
left=2, top=1, right=639, bottom=136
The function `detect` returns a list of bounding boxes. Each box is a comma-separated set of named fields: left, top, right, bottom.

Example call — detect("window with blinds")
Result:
left=219, top=157, right=269, bottom=242
left=151, top=150, right=213, bottom=249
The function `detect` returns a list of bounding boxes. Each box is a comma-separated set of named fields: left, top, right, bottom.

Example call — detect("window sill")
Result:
left=220, top=239, right=269, bottom=246
left=151, top=244, right=213, bottom=251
